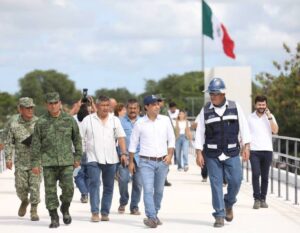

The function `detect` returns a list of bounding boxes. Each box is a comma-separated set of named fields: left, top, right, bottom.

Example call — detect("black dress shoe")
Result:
left=164, top=180, right=172, bottom=186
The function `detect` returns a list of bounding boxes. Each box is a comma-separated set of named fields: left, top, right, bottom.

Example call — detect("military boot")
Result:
left=49, top=209, right=60, bottom=228
left=30, top=204, right=39, bottom=221
left=60, top=203, right=72, bottom=224
left=18, top=199, right=29, bottom=217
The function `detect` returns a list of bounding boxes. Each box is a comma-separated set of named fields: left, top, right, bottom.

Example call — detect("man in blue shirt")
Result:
left=117, top=99, right=142, bottom=215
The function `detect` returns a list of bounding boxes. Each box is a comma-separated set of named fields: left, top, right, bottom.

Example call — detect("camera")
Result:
left=81, top=88, right=89, bottom=104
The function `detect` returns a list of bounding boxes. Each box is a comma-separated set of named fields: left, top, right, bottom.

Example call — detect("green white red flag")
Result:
left=202, top=0, right=236, bottom=59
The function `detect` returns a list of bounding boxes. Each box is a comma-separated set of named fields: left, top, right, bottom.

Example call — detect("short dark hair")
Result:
left=169, top=102, right=177, bottom=108
left=126, top=98, right=138, bottom=107
left=255, top=95, right=268, bottom=104
left=97, top=95, right=110, bottom=103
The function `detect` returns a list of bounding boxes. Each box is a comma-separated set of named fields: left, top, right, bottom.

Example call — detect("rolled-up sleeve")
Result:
left=115, top=117, right=126, bottom=138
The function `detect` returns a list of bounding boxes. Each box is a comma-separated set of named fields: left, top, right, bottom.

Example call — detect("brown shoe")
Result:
left=156, top=217, right=163, bottom=225
left=143, top=218, right=157, bottom=228
left=130, top=208, right=141, bottom=215
left=30, top=204, right=39, bottom=221
left=101, top=214, right=109, bottom=221
left=118, top=205, right=126, bottom=214
left=213, top=217, right=224, bottom=228
left=225, top=207, right=233, bottom=222
left=18, top=199, right=29, bottom=217
left=91, top=213, right=100, bottom=222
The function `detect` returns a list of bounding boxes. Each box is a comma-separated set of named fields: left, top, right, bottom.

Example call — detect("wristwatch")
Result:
left=268, top=117, right=273, bottom=120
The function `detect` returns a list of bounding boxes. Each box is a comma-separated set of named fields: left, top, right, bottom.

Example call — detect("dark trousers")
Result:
left=201, top=163, right=208, bottom=179
left=250, top=151, right=273, bottom=201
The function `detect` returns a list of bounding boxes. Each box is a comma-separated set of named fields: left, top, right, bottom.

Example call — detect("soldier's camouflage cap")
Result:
left=45, top=92, right=60, bottom=103
left=19, top=97, right=35, bottom=107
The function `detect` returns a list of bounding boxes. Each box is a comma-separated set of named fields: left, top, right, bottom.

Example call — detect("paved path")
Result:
left=0, top=157, right=300, bottom=233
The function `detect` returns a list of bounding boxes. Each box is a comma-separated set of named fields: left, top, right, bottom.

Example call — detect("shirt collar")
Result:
left=92, top=112, right=111, bottom=121
left=209, top=100, right=229, bottom=109
left=124, top=114, right=139, bottom=123
left=144, top=114, right=162, bottom=122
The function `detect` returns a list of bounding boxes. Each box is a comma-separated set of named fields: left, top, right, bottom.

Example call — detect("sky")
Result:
left=0, top=0, right=299, bottom=95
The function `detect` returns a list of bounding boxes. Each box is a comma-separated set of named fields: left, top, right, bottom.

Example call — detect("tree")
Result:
left=94, top=88, right=137, bottom=104
left=253, top=42, right=300, bottom=138
left=19, top=70, right=81, bottom=106
left=142, top=71, right=204, bottom=116
left=0, top=92, right=18, bottom=128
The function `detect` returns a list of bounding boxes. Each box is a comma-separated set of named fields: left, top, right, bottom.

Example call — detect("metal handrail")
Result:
left=190, top=130, right=300, bottom=205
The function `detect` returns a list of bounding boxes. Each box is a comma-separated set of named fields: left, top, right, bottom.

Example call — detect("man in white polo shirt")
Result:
left=248, top=95, right=279, bottom=209
left=128, top=95, right=175, bottom=228
left=80, top=95, right=127, bottom=222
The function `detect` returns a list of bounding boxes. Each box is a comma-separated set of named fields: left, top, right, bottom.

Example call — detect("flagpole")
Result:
left=201, top=0, right=205, bottom=79
left=202, top=29, right=205, bottom=74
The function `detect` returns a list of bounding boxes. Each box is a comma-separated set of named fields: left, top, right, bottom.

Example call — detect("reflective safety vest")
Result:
left=203, top=100, right=240, bottom=158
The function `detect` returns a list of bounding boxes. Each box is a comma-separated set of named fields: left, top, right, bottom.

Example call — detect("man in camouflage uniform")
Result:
left=5, top=97, right=41, bottom=221
left=31, top=92, right=82, bottom=228
left=0, top=113, right=20, bottom=151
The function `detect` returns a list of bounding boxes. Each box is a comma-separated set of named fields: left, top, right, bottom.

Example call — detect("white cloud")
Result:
left=53, top=0, right=69, bottom=7
left=0, top=0, right=299, bottom=95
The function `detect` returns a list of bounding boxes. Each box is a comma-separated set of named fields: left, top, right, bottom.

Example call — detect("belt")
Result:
left=140, top=155, right=166, bottom=162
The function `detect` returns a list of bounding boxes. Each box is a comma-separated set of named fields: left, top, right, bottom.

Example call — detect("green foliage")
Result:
left=94, top=88, right=137, bottom=104
left=142, top=71, right=204, bottom=116
left=19, top=70, right=81, bottom=106
left=253, top=42, right=300, bottom=138
left=0, top=92, right=18, bottom=128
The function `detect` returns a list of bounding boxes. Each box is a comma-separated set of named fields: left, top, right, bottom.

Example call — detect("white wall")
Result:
left=204, top=66, right=252, bottom=117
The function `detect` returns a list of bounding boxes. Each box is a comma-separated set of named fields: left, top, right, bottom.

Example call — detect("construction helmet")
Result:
left=204, top=77, right=226, bottom=94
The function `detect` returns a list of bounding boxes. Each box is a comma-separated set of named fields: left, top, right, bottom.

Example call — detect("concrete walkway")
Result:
left=0, top=157, right=300, bottom=233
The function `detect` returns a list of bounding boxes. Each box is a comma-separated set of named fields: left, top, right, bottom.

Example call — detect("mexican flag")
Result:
left=202, top=0, right=236, bottom=59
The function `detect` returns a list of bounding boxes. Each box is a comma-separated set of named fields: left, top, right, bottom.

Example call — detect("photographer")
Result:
left=70, top=89, right=96, bottom=116
left=73, top=89, right=96, bottom=203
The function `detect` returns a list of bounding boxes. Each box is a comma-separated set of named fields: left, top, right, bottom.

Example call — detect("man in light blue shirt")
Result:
left=117, top=99, right=142, bottom=215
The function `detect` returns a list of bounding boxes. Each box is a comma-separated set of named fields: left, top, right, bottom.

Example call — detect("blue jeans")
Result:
left=86, top=162, right=116, bottom=215
left=139, top=158, right=169, bottom=220
left=175, top=135, right=189, bottom=169
left=205, top=155, right=242, bottom=218
left=118, top=163, right=142, bottom=211
left=250, top=151, right=273, bottom=201
left=74, top=164, right=89, bottom=195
